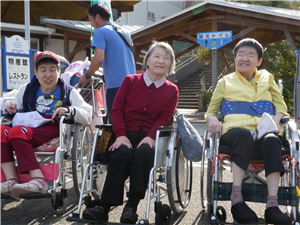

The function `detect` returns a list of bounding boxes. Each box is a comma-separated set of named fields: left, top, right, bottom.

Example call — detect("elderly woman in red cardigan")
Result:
left=83, top=41, right=179, bottom=224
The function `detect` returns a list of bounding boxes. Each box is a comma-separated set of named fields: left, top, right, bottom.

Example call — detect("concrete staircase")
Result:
left=176, top=65, right=212, bottom=109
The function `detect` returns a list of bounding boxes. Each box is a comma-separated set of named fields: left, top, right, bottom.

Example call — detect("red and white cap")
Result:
left=35, top=51, right=60, bottom=69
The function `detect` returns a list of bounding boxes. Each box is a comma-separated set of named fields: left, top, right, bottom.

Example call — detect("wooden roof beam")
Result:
left=219, top=16, right=300, bottom=33
left=178, top=32, right=197, bottom=44
left=2, top=1, right=13, bottom=21
left=134, top=19, right=213, bottom=47
left=208, top=4, right=299, bottom=26
left=132, top=5, right=211, bottom=39
left=219, top=26, right=257, bottom=49
left=284, top=30, right=297, bottom=53
left=67, top=40, right=90, bottom=60
left=46, top=23, right=90, bottom=36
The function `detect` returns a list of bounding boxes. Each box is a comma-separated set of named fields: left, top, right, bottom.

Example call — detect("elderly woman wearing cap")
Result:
left=1, top=51, right=92, bottom=201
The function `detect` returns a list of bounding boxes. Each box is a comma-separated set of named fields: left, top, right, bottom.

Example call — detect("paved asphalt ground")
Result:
left=1, top=109, right=298, bottom=224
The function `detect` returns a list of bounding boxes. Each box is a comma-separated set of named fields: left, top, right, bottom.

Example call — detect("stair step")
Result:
left=177, top=105, right=198, bottom=109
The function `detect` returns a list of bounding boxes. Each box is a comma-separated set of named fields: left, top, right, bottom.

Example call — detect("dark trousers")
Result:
left=220, top=128, right=285, bottom=177
left=106, top=87, right=119, bottom=123
left=98, top=131, right=155, bottom=206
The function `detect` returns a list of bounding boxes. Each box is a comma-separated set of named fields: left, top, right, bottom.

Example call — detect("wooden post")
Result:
left=212, top=19, right=218, bottom=92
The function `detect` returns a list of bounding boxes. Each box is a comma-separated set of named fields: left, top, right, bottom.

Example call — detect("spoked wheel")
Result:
left=201, top=132, right=214, bottom=216
left=72, top=124, right=93, bottom=199
left=155, top=204, right=172, bottom=225
left=284, top=160, right=300, bottom=222
left=206, top=157, right=214, bottom=216
left=92, top=163, right=108, bottom=199
left=167, top=136, right=192, bottom=215
left=175, top=139, right=192, bottom=208
left=200, top=143, right=207, bottom=209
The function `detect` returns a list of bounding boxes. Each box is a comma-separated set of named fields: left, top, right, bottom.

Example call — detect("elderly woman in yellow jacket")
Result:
left=205, top=38, right=291, bottom=225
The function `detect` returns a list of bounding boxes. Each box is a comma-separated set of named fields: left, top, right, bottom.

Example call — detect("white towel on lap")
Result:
left=251, top=112, right=278, bottom=141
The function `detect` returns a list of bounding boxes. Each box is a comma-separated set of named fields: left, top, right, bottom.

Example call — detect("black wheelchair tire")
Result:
left=206, top=159, right=214, bottom=216
left=72, top=124, right=92, bottom=199
left=155, top=204, right=172, bottom=225
left=175, top=139, right=192, bottom=209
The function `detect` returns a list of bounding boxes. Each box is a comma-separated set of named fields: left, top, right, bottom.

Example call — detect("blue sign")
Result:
left=1, top=36, right=36, bottom=92
left=295, top=50, right=299, bottom=56
left=197, top=30, right=233, bottom=50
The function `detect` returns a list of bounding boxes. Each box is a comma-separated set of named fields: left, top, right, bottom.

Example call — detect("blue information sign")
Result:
left=197, top=30, right=233, bottom=50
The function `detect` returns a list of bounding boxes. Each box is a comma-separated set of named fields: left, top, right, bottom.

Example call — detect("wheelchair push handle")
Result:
left=156, top=126, right=173, bottom=132
left=280, top=117, right=290, bottom=124
left=95, top=124, right=112, bottom=129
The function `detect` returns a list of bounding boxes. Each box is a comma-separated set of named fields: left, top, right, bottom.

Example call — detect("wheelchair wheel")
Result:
left=284, top=160, right=300, bottom=222
left=72, top=124, right=93, bottom=199
left=92, top=163, right=108, bottom=199
left=201, top=132, right=214, bottom=215
left=200, top=145, right=207, bottom=209
left=206, top=156, right=214, bottom=216
left=155, top=204, right=172, bottom=225
left=51, top=150, right=68, bottom=214
left=167, top=137, right=193, bottom=215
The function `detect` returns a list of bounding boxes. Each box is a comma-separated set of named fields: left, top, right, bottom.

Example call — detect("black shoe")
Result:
left=120, top=207, right=138, bottom=224
left=231, top=201, right=258, bottom=224
left=265, top=206, right=292, bottom=225
left=82, top=205, right=109, bottom=222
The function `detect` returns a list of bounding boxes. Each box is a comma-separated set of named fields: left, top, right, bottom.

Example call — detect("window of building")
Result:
left=147, top=11, right=155, bottom=21
left=30, top=38, right=39, bottom=50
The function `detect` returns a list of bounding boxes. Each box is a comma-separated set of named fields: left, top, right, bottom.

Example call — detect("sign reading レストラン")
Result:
left=1, top=35, right=36, bottom=92
left=197, top=31, right=233, bottom=50
left=6, top=55, right=31, bottom=90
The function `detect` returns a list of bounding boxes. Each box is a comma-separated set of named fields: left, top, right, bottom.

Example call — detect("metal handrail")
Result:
left=207, top=66, right=230, bottom=92
left=175, top=55, right=195, bottom=71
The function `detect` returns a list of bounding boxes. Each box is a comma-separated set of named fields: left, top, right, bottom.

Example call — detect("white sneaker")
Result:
left=12, top=179, right=49, bottom=196
left=1, top=180, right=20, bottom=201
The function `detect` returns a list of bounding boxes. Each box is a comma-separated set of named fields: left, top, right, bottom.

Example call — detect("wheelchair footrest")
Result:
left=67, top=213, right=141, bottom=225
left=1, top=192, right=53, bottom=200
left=213, top=181, right=297, bottom=206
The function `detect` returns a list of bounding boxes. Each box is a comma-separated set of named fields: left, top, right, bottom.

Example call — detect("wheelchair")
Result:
left=200, top=117, right=300, bottom=224
left=67, top=124, right=193, bottom=224
left=0, top=75, right=106, bottom=215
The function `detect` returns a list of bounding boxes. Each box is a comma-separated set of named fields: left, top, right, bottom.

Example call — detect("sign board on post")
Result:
left=2, top=35, right=36, bottom=92
left=197, top=30, right=233, bottom=50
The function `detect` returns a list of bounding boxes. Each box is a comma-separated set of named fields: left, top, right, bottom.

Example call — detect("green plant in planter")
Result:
left=202, top=90, right=212, bottom=108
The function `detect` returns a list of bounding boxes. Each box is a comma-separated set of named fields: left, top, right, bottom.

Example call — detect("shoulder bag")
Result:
left=174, top=108, right=203, bottom=162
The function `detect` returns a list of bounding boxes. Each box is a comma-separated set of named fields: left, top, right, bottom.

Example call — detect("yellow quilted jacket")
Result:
left=205, top=69, right=289, bottom=135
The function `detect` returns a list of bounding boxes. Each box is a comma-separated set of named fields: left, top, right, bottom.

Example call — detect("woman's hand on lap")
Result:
left=137, top=136, right=155, bottom=149
left=109, top=136, right=132, bottom=151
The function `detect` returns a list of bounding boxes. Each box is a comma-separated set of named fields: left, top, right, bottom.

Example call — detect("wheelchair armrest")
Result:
left=1, top=113, right=15, bottom=126
left=95, top=124, right=112, bottom=129
left=61, top=113, right=75, bottom=124
left=217, top=116, right=224, bottom=122
left=93, top=74, right=104, bottom=79
left=280, top=117, right=290, bottom=124
left=2, top=113, right=16, bottom=120
left=157, top=126, right=173, bottom=132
